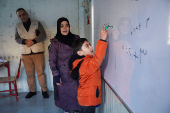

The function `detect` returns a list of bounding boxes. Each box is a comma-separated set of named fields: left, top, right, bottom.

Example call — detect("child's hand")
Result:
left=100, top=28, right=108, bottom=40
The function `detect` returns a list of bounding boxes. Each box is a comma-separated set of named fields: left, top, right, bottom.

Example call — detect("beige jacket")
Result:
left=16, top=20, right=44, bottom=54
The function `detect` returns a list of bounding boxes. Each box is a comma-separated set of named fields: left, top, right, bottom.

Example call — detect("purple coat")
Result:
left=49, top=35, right=80, bottom=110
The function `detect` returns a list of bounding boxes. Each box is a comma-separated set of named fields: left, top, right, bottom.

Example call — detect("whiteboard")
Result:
left=93, top=0, right=170, bottom=113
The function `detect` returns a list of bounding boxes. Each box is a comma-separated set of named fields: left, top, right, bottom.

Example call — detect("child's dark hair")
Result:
left=72, top=38, right=88, bottom=54
left=16, top=8, right=26, bottom=14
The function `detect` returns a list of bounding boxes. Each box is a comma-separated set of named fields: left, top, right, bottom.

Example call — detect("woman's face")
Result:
left=60, top=21, right=69, bottom=35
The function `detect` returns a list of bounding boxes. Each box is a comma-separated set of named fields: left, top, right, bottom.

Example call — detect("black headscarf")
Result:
left=55, top=17, right=75, bottom=47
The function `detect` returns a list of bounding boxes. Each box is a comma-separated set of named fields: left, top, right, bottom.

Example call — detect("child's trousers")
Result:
left=79, top=106, right=95, bottom=113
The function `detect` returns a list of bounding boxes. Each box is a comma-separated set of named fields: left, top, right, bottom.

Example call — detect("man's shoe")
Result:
left=42, top=91, right=49, bottom=99
left=25, top=91, right=36, bottom=99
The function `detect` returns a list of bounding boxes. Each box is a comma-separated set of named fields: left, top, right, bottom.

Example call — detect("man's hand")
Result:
left=25, top=39, right=34, bottom=47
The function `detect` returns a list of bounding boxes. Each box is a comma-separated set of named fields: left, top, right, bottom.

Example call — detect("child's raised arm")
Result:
left=100, top=28, right=108, bottom=40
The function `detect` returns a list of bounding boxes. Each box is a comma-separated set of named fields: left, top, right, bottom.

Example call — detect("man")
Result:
left=15, top=8, right=49, bottom=99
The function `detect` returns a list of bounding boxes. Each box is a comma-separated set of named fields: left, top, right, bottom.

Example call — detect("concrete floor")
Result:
left=0, top=91, right=102, bottom=113
left=0, top=91, right=64, bottom=113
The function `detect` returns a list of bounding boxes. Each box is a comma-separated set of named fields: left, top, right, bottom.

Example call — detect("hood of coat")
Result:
left=68, top=54, right=85, bottom=80
left=50, top=37, right=58, bottom=42
left=68, top=54, right=85, bottom=71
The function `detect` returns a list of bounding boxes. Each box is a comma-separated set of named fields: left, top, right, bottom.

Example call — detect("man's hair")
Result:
left=72, top=38, right=88, bottom=54
left=16, top=8, right=26, bottom=14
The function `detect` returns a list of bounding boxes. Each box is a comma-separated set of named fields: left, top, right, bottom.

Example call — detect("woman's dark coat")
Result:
left=49, top=35, right=79, bottom=110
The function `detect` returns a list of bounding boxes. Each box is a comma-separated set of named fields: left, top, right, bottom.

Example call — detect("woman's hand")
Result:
left=56, top=78, right=62, bottom=86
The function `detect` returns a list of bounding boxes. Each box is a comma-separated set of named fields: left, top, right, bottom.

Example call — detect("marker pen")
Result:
left=105, top=25, right=109, bottom=30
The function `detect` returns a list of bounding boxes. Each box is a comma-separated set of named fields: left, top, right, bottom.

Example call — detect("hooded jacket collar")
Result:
left=68, top=54, right=85, bottom=71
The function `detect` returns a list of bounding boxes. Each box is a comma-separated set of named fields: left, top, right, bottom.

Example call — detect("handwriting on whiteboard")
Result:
left=122, top=46, right=147, bottom=64
left=131, top=18, right=150, bottom=35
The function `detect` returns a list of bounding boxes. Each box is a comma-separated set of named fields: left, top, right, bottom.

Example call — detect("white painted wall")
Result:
left=78, top=0, right=85, bottom=38
left=0, top=0, right=84, bottom=92
left=96, top=79, right=130, bottom=113
left=84, top=0, right=92, bottom=44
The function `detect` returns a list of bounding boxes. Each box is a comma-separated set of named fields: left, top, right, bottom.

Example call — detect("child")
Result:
left=68, top=29, right=108, bottom=113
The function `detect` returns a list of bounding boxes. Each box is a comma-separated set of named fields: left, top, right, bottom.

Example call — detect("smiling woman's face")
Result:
left=60, top=21, right=69, bottom=35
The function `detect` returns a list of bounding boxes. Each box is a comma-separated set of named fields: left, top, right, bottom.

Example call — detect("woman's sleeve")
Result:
left=49, top=42, right=60, bottom=77
left=75, top=35, right=80, bottom=40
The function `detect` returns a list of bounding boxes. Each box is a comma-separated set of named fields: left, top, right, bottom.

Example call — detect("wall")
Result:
left=93, top=0, right=170, bottom=113
left=84, top=0, right=92, bottom=44
left=78, top=0, right=85, bottom=38
left=96, top=79, right=130, bottom=113
left=0, top=0, right=84, bottom=92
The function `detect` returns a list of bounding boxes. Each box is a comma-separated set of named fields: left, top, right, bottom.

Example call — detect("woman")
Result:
left=49, top=17, right=80, bottom=113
